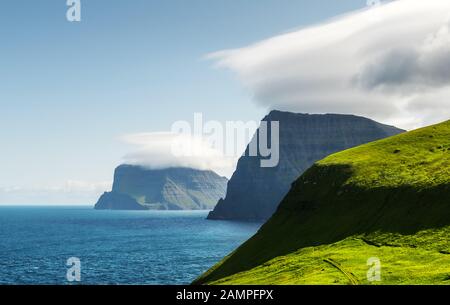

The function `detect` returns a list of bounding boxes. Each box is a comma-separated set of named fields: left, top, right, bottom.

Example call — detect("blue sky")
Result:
left=0, top=0, right=367, bottom=204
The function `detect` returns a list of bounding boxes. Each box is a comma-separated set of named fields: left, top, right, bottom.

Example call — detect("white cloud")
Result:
left=62, top=180, right=112, bottom=193
left=120, top=132, right=237, bottom=178
left=208, top=0, right=450, bottom=130
left=0, top=180, right=112, bottom=205
left=355, top=22, right=450, bottom=91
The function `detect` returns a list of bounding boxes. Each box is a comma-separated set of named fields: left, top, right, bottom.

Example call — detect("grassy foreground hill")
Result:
left=194, top=120, right=450, bottom=285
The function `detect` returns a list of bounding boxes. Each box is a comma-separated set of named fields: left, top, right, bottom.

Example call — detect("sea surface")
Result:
left=0, top=206, right=261, bottom=285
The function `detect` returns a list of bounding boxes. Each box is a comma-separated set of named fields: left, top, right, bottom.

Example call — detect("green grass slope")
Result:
left=194, top=120, right=450, bottom=285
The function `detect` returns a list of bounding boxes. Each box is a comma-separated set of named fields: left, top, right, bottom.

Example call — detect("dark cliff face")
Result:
left=207, top=111, right=404, bottom=221
left=95, top=166, right=228, bottom=210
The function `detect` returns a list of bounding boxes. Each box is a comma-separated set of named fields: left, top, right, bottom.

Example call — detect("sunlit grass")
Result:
left=210, top=228, right=450, bottom=285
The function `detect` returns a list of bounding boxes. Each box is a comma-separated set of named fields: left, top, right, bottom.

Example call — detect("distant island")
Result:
left=195, top=120, right=450, bottom=285
left=95, top=166, right=228, bottom=210
left=208, top=110, right=404, bottom=222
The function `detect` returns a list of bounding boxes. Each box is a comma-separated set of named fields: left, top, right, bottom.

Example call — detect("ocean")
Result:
left=0, top=206, right=261, bottom=285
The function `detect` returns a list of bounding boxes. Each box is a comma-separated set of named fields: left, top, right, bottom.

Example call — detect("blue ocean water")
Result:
left=0, top=206, right=261, bottom=285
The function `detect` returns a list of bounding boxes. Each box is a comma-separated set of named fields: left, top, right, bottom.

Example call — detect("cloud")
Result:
left=0, top=181, right=112, bottom=205
left=356, top=22, right=450, bottom=91
left=208, top=0, right=450, bottom=129
left=120, top=132, right=237, bottom=178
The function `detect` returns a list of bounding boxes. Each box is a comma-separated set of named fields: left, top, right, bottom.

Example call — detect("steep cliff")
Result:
left=95, top=166, right=228, bottom=210
left=208, top=111, right=404, bottom=221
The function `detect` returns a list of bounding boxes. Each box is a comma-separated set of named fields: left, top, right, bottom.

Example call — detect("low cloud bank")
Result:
left=121, top=132, right=238, bottom=178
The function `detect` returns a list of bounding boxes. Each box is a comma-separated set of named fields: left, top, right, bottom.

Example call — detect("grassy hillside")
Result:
left=194, top=120, right=450, bottom=285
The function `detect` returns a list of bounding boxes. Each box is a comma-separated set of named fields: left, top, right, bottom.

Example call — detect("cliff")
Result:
left=95, top=166, right=228, bottom=210
left=208, top=111, right=404, bottom=221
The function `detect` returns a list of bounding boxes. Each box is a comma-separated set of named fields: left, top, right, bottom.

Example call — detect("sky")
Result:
left=3, top=0, right=435, bottom=205
left=212, top=0, right=450, bottom=130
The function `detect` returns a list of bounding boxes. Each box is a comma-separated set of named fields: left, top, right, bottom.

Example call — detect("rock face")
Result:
left=95, top=166, right=228, bottom=210
left=207, top=111, right=404, bottom=221
left=95, top=192, right=147, bottom=210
